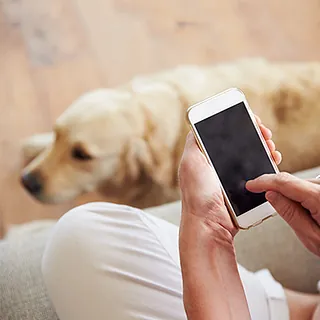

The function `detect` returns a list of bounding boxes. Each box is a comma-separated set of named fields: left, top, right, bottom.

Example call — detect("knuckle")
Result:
left=277, top=172, right=292, bottom=186
left=305, top=187, right=320, bottom=216
left=258, top=173, right=270, bottom=181
left=279, top=171, right=291, bottom=180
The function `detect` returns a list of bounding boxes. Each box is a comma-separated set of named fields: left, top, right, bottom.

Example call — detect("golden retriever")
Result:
left=21, top=58, right=320, bottom=208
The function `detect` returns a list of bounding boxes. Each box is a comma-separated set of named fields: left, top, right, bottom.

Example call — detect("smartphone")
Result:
left=187, top=88, right=279, bottom=229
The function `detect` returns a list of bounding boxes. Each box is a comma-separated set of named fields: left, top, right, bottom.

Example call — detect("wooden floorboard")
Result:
left=1, top=0, right=320, bottom=236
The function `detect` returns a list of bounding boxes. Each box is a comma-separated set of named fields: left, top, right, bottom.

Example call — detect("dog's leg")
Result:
left=21, top=132, right=54, bottom=165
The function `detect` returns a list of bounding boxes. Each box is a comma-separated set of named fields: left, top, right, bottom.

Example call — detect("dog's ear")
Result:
left=113, top=137, right=153, bottom=185
left=114, top=80, right=186, bottom=189
left=115, top=134, right=175, bottom=188
left=131, top=83, right=186, bottom=188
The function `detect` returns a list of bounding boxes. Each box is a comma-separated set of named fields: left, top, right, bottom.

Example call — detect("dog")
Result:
left=21, top=58, right=320, bottom=208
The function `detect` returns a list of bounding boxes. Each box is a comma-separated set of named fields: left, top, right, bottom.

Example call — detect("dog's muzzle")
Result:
left=21, top=171, right=43, bottom=196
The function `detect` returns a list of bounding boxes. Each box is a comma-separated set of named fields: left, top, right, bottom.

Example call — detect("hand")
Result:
left=179, top=132, right=236, bottom=244
left=254, top=115, right=282, bottom=165
left=178, top=115, right=282, bottom=243
left=178, top=116, right=281, bottom=320
left=246, top=173, right=320, bottom=256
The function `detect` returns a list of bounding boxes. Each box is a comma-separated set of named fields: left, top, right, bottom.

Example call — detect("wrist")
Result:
left=180, top=209, right=235, bottom=247
left=179, top=212, right=236, bottom=264
left=179, top=219, right=244, bottom=320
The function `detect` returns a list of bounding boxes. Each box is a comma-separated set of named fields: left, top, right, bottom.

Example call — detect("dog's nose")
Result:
left=21, top=172, right=43, bottom=195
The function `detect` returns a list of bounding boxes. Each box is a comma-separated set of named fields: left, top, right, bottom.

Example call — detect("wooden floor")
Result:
left=1, top=0, right=320, bottom=236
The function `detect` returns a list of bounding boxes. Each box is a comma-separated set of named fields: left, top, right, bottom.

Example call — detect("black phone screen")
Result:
left=194, top=102, right=276, bottom=216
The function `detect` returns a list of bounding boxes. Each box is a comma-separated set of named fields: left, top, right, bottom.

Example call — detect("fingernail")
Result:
left=266, top=191, right=276, bottom=202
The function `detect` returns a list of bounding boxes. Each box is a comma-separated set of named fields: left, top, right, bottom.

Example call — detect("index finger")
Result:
left=246, top=172, right=319, bottom=203
left=308, top=178, right=320, bottom=185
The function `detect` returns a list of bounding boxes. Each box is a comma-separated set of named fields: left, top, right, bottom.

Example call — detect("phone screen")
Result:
left=195, top=102, right=276, bottom=216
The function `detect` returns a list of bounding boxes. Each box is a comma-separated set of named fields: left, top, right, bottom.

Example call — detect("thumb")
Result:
left=179, top=133, right=220, bottom=192
left=266, top=191, right=318, bottom=249
left=266, top=191, right=311, bottom=227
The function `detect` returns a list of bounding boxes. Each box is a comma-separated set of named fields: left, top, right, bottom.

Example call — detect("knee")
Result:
left=42, top=203, right=98, bottom=289
left=41, top=202, right=140, bottom=293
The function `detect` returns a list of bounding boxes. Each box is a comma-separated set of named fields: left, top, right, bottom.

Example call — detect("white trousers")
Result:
left=42, top=202, right=289, bottom=320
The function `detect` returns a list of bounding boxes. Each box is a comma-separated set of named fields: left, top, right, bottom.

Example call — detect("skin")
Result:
left=179, top=117, right=319, bottom=319
left=246, top=173, right=320, bottom=257
left=179, top=132, right=250, bottom=320
left=246, top=172, right=320, bottom=320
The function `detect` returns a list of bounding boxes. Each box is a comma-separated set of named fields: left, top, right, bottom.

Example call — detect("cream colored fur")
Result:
left=22, top=58, right=320, bottom=208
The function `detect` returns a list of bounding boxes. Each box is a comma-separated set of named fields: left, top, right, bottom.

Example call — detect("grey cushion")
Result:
left=0, top=228, right=58, bottom=320
left=235, top=215, right=320, bottom=293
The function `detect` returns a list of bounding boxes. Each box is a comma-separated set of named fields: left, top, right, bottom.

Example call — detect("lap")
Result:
left=42, top=202, right=288, bottom=320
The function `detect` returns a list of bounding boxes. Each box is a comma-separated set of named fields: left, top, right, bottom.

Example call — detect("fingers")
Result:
left=265, top=139, right=281, bottom=165
left=266, top=191, right=320, bottom=256
left=259, top=124, right=272, bottom=140
left=246, top=173, right=318, bottom=204
left=266, top=191, right=308, bottom=226
left=257, top=120, right=282, bottom=165
left=266, top=139, right=275, bottom=152
left=273, top=150, right=282, bottom=165
left=266, top=191, right=313, bottom=228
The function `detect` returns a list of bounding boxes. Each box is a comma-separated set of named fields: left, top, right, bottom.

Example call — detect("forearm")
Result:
left=180, top=219, right=250, bottom=320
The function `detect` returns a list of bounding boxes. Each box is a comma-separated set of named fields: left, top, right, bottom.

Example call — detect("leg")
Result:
left=21, top=132, right=54, bottom=165
left=42, top=203, right=289, bottom=320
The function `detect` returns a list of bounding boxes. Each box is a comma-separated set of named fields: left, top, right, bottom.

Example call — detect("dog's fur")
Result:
left=22, top=58, right=320, bottom=208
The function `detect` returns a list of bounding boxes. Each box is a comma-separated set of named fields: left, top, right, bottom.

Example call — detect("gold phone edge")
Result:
left=186, top=93, right=279, bottom=230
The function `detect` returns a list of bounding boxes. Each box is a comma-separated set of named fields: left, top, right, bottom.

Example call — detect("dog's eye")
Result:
left=71, top=147, right=93, bottom=161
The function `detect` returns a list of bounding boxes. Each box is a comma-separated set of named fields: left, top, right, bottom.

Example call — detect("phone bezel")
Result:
left=187, top=88, right=279, bottom=229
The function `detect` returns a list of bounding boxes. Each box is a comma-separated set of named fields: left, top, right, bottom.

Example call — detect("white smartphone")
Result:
left=187, top=88, right=279, bottom=229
